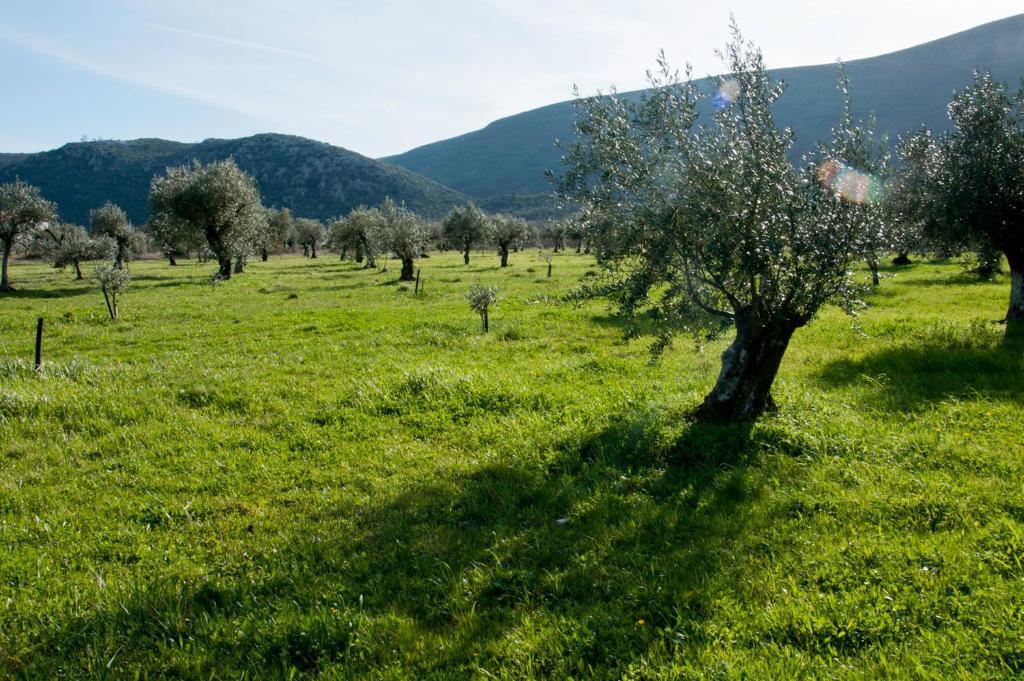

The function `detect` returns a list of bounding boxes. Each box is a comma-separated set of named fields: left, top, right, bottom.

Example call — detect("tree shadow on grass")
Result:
left=1, top=286, right=91, bottom=299
left=24, top=417, right=779, bottom=677
left=818, top=332, right=1024, bottom=408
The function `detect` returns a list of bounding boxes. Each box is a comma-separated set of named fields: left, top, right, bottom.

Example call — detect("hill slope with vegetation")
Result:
left=0, top=134, right=469, bottom=224
left=384, top=14, right=1024, bottom=200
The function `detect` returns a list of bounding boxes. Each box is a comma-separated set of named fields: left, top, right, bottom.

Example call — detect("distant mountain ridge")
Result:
left=384, top=14, right=1024, bottom=201
left=0, top=134, right=468, bottom=225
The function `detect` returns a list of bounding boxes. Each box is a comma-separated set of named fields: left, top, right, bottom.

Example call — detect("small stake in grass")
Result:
left=547, top=256, right=553, bottom=278
left=415, top=268, right=421, bottom=295
left=34, top=317, right=43, bottom=370
left=466, top=281, right=498, bottom=333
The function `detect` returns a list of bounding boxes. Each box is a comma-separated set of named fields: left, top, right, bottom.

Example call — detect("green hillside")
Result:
left=0, top=134, right=469, bottom=224
left=384, top=14, right=1024, bottom=200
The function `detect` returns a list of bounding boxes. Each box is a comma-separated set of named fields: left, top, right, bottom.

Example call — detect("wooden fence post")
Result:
left=34, top=318, right=43, bottom=370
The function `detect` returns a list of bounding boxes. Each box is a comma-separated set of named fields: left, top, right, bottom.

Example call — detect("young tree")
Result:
left=373, top=198, right=427, bottom=281
left=294, top=218, right=327, bottom=258
left=0, top=180, right=57, bottom=292
left=262, top=207, right=295, bottom=260
left=92, top=263, right=132, bottom=320
left=931, top=72, right=1024, bottom=326
left=38, top=223, right=113, bottom=279
left=442, top=203, right=488, bottom=265
left=90, top=202, right=138, bottom=269
left=488, top=214, right=533, bottom=267
left=557, top=26, right=881, bottom=421
left=148, top=159, right=267, bottom=279
left=466, top=281, right=499, bottom=332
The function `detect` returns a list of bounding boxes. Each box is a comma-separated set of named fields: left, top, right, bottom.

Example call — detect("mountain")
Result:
left=384, top=14, right=1024, bottom=201
left=0, top=133, right=468, bottom=225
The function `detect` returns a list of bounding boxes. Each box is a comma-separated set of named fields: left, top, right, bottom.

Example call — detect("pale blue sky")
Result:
left=1, top=1, right=1021, bottom=156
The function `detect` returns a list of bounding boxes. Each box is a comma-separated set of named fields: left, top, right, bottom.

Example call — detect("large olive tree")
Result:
left=262, top=207, right=295, bottom=260
left=442, top=203, right=488, bottom=265
left=294, top=218, right=327, bottom=258
left=558, top=27, right=881, bottom=421
left=372, top=198, right=426, bottom=281
left=148, top=159, right=267, bottom=279
left=488, top=214, right=533, bottom=267
left=329, top=206, right=380, bottom=267
left=38, top=223, right=113, bottom=279
left=931, top=72, right=1024, bottom=327
left=0, top=180, right=57, bottom=292
left=90, top=202, right=139, bottom=269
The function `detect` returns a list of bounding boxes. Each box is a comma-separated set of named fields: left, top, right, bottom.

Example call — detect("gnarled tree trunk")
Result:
left=1, top=239, right=12, bottom=292
left=499, top=245, right=509, bottom=267
left=463, top=243, right=471, bottom=265
left=74, top=261, right=83, bottom=280
left=167, top=252, right=177, bottom=266
left=892, top=251, right=911, bottom=265
left=692, top=309, right=799, bottom=422
left=867, top=258, right=880, bottom=286
left=261, top=248, right=269, bottom=262
left=399, top=256, right=415, bottom=280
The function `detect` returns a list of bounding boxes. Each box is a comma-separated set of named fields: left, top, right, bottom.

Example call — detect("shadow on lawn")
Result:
left=1, top=286, right=91, bottom=299
left=25, top=418, right=777, bottom=677
left=818, top=330, right=1024, bottom=407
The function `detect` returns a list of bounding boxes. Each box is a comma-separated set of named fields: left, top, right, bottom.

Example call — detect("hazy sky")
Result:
left=1, top=1, right=1020, bottom=156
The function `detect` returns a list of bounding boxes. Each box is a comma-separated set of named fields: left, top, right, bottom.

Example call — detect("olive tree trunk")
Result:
left=463, top=243, right=471, bottom=265
left=892, top=251, right=911, bottom=265
left=261, top=248, right=269, bottom=262
left=499, top=245, right=509, bottom=267
left=1, top=238, right=13, bottom=292
left=867, top=258, right=880, bottom=286
left=311, top=244, right=317, bottom=259
left=1006, top=249, right=1024, bottom=326
left=74, top=261, right=83, bottom=280
left=400, top=257, right=415, bottom=281
left=692, top=309, right=799, bottom=422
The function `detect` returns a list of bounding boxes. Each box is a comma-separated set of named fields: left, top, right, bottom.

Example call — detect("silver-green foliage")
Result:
left=487, top=214, right=534, bottom=267
left=38, top=224, right=113, bottom=279
left=148, top=159, right=267, bottom=279
left=89, top=202, right=140, bottom=269
left=0, top=180, right=57, bottom=292
left=91, top=263, right=132, bottom=320
left=443, top=203, right=488, bottom=264
left=556, top=23, right=882, bottom=420
left=372, top=198, right=427, bottom=280
left=465, top=281, right=499, bottom=332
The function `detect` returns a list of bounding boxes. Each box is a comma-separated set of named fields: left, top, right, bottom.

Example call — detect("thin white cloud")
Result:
left=146, top=22, right=329, bottom=65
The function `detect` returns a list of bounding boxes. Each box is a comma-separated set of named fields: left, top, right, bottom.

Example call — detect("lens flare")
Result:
left=817, top=159, right=882, bottom=205
left=713, top=79, right=741, bottom=110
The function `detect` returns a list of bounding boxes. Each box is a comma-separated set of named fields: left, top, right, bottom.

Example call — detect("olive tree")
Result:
left=0, top=180, right=56, bottom=292
left=557, top=27, right=881, bottom=421
left=92, top=263, right=131, bottom=320
left=372, top=198, right=427, bottom=281
left=466, top=281, right=499, bottom=332
left=542, top=221, right=567, bottom=252
left=148, top=159, right=267, bottom=279
left=90, top=202, right=141, bottom=269
left=488, top=214, right=533, bottom=267
left=294, top=218, right=326, bottom=258
left=329, top=206, right=380, bottom=267
left=442, top=203, right=488, bottom=265
left=827, top=72, right=892, bottom=286
left=38, top=223, right=113, bottom=279
left=931, top=72, right=1024, bottom=326
left=262, top=207, right=295, bottom=260
left=884, top=128, right=938, bottom=265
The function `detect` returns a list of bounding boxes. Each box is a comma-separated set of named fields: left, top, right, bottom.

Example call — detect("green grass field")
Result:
left=1, top=251, right=1022, bottom=678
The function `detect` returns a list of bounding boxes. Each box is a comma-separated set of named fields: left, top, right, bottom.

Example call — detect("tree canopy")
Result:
left=148, top=159, right=267, bottom=279
left=557, top=25, right=884, bottom=420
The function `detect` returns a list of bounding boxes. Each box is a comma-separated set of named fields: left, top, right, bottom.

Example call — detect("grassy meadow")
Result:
left=1, top=250, right=1022, bottom=678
